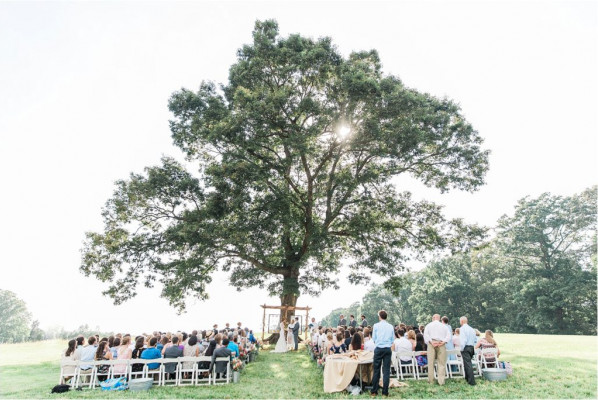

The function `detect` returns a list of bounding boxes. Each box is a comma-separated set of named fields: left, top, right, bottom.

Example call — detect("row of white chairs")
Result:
left=390, top=348, right=499, bottom=380
left=59, top=356, right=232, bottom=388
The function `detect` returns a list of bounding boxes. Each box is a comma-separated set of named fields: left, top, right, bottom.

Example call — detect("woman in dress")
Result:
left=475, top=330, right=500, bottom=367
left=94, top=341, right=113, bottom=381
left=407, top=330, right=417, bottom=350
left=287, top=319, right=295, bottom=350
left=113, top=336, right=132, bottom=376
left=271, top=322, right=289, bottom=353
left=61, top=339, right=77, bottom=383
left=329, top=332, right=347, bottom=354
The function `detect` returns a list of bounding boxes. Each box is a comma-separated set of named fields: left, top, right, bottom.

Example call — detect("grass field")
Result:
left=1, top=334, right=596, bottom=398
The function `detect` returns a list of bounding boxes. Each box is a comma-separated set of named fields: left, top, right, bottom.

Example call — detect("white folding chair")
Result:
left=472, top=349, right=483, bottom=376
left=59, top=359, right=79, bottom=387
left=161, top=357, right=180, bottom=386
left=390, top=352, right=399, bottom=378
left=446, top=349, right=464, bottom=378
left=212, top=357, right=231, bottom=384
left=177, top=356, right=199, bottom=386
left=75, top=366, right=94, bottom=389
left=479, top=347, right=499, bottom=369
left=413, top=351, right=428, bottom=380
left=196, top=356, right=213, bottom=385
left=129, top=358, right=149, bottom=381
left=91, top=360, right=111, bottom=389
left=396, top=351, right=417, bottom=380
left=110, top=359, right=130, bottom=380
left=143, top=359, right=164, bottom=385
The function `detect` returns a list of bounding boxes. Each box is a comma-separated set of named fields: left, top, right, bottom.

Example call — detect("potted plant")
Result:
left=232, top=358, right=244, bottom=383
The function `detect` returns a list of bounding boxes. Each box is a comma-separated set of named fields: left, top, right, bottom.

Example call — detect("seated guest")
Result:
left=114, top=336, right=132, bottom=376
left=325, top=332, right=334, bottom=354
left=94, top=341, right=113, bottom=380
left=163, top=336, right=183, bottom=379
left=227, top=335, right=240, bottom=357
left=329, top=332, right=347, bottom=354
left=407, top=330, right=417, bottom=350
left=199, top=339, right=217, bottom=373
left=452, top=328, right=461, bottom=349
left=61, top=339, right=77, bottom=382
left=157, top=336, right=168, bottom=352
left=248, top=330, right=257, bottom=344
left=77, top=336, right=98, bottom=371
left=343, top=330, right=352, bottom=348
left=75, top=336, right=85, bottom=350
left=363, top=328, right=376, bottom=352
left=349, top=331, right=363, bottom=351
left=475, top=330, right=500, bottom=366
left=140, top=337, right=162, bottom=370
left=414, top=333, right=427, bottom=366
left=131, top=337, right=146, bottom=372
left=183, top=335, right=200, bottom=371
left=110, top=337, right=121, bottom=358
left=211, top=338, right=233, bottom=379
left=391, top=329, right=413, bottom=364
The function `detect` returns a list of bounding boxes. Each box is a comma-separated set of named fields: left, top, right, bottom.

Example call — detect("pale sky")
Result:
left=0, top=0, right=596, bottom=335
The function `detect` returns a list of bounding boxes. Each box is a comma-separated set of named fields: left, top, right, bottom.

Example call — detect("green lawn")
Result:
left=0, top=334, right=596, bottom=398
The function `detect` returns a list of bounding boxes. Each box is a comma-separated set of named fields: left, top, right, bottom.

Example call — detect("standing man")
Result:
left=370, top=310, right=394, bottom=397
left=459, top=316, right=477, bottom=386
left=292, top=316, right=300, bottom=351
left=423, top=314, right=451, bottom=385
left=360, top=314, right=368, bottom=328
left=349, top=315, right=357, bottom=328
left=339, top=314, right=347, bottom=327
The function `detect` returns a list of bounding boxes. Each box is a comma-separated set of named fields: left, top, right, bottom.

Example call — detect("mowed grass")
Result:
left=0, top=334, right=596, bottom=399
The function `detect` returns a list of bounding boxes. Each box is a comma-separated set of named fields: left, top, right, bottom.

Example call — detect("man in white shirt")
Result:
left=363, top=327, right=376, bottom=351
left=76, top=336, right=98, bottom=371
left=423, top=314, right=451, bottom=385
left=391, top=329, right=413, bottom=363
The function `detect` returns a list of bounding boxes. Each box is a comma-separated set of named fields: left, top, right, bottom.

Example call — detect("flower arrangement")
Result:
left=317, top=358, right=325, bottom=369
left=232, top=358, right=244, bottom=371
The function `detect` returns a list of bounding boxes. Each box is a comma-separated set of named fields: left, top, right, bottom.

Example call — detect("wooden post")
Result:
left=261, top=304, right=266, bottom=342
left=305, top=306, right=309, bottom=340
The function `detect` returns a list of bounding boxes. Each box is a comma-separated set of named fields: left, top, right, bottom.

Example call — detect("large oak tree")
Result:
left=81, top=20, right=489, bottom=321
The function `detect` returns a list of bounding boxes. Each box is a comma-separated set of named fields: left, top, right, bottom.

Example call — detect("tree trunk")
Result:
left=280, top=275, right=299, bottom=324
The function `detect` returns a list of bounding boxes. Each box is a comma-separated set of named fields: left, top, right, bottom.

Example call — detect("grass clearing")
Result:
left=0, top=334, right=596, bottom=398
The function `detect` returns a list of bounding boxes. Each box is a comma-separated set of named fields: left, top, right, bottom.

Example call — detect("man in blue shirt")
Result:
left=227, top=337, right=240, bottom=358
left=370, top=310, right=394, bottom=397
left=140, top=337, right=162, bottom=370
left=459, top=316, right=478, bottom=386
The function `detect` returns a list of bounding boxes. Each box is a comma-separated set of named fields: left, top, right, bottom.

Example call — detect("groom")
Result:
left=292, top=316, right=300, bottom=351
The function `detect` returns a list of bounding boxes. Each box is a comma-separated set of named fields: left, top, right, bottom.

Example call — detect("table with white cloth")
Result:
left=323, top=351, right=374, bottom=393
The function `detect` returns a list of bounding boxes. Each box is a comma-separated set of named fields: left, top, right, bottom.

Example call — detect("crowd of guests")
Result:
left=308, top=313, right=501, bottom=395
left=61, top=322, right=259, bottom=382
left=310, top=314, right=499, bottom=359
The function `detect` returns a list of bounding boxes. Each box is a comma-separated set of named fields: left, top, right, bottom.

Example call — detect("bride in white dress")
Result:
left=271, top=322, right=288, bottom=353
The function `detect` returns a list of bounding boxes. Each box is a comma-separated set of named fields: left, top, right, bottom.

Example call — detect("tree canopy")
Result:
left=322, top=187, right=597, bottom=335
left=0, top=289, right=32, bottom=343
left=81, top=20, right=489, bottom=317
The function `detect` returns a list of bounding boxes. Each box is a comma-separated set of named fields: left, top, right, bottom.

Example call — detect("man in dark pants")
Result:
left=292, top=316, right=300, bottom=351
left=370, top=310, right=394, bottom=397
left=458, top=316, right=477, bottom=386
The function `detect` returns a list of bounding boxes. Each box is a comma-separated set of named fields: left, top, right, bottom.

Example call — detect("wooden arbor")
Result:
left=260, top=304, right=312, bottom=342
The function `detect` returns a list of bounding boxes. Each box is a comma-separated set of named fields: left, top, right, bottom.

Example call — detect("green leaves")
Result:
left=81, top=20, right=490, bottom=310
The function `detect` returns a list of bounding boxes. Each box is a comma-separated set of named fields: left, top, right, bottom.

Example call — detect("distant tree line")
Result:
left=0, top=289, right=112, bottom=343
left=321, top=187, right=597, bottom=335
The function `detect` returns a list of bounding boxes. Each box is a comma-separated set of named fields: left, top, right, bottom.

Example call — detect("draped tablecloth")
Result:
left=323, top=351, right=374, bottom=393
